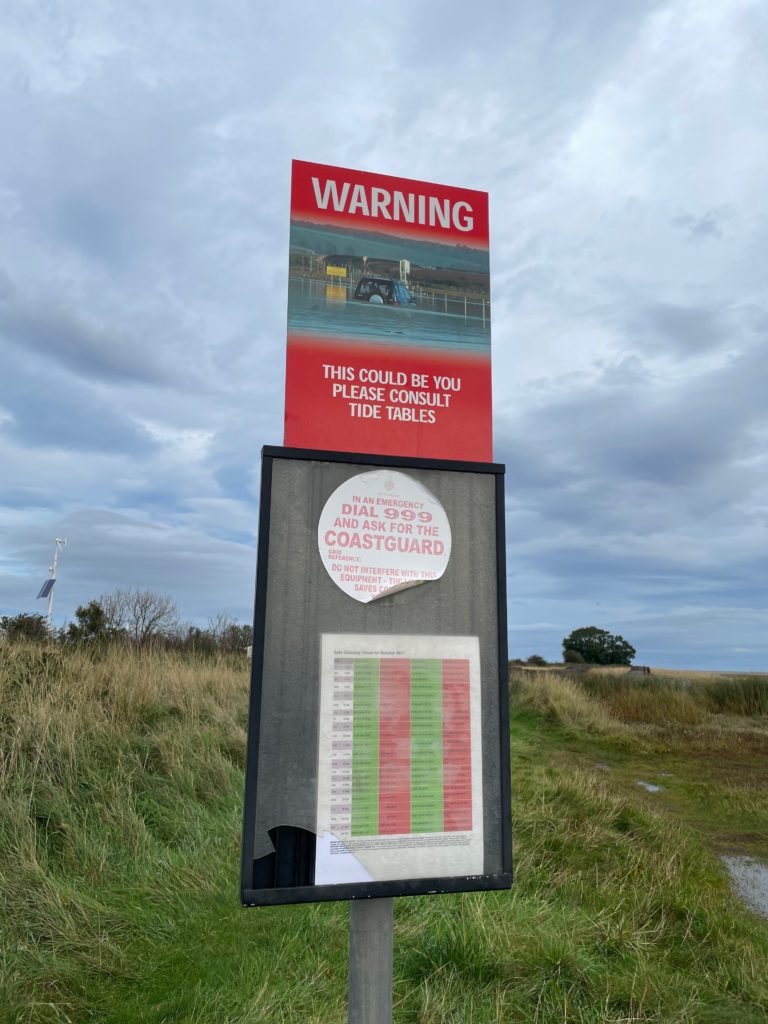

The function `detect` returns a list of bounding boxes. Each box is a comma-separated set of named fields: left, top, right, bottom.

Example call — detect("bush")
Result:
left=0, top=613, right=49, bottom=642
left=563, top=648, right=585, bottom=664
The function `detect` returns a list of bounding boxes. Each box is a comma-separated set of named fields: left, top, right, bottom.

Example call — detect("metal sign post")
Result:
left=348, top=898, right=394, bottom=1024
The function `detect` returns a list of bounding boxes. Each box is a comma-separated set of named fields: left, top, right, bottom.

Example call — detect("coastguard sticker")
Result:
left=317, top=470, right=452, bottom=603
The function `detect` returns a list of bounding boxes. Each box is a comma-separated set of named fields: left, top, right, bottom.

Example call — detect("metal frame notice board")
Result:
left=241, top=446, right=511, bottom=906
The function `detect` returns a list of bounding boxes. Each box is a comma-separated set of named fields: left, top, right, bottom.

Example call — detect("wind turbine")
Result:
left=36, top=538, right=67, bottom=633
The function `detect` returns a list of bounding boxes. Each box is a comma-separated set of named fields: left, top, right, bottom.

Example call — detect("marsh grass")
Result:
left=704, top=677, right=768, bottom=717
left=1, top=645, right=767, bottom=1022
left=508, top=670, right=620, bottom=734
left=513, top=668, right=768, bottom=735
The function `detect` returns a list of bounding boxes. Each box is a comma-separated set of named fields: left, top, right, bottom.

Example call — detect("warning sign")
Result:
left=317, top=469, right=452, bottom=603
left=284, top=159, right=492, bottom=461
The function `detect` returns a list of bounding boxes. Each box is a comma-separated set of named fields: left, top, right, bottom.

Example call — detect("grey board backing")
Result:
left=251, top=456, right=503, bottom=877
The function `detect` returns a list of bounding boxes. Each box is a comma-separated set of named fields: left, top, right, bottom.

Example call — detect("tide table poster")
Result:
left=315, top=633, right=483, bottom=885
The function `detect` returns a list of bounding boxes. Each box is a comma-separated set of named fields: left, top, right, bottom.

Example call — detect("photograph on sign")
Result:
left=284, top=160, right=492, bottom=461
left=315, top=633, right=483, bottom=885
left=317, top=468, right=452, bottom=603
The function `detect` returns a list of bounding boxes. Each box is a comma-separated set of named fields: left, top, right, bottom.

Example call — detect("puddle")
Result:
left=721, top=856, right=768, bottom=919
left=636, top=780, right=663, bottom=793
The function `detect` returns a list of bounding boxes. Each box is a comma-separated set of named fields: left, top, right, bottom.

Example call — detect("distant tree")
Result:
left=126, top=590, right=178, bottom=647
left=166, top=618, right=251, bottom=656
left=526, top=654, right=548, bottom=667
left=207, top=614, right=252, bottom=653
left=66, top=600, right=115, bottom=643
left=221, top=623, right=252, bottom=653
left=98, top=588, right=178, bottom=647
left=99, top=590, right=132, bottom=633
left=562, top=627, right=636, bottom=666
left=207, top=613, right=236, bottom=648
left=180, top=625, right=217, bottom=655
left=1, top=613, right=50, bottom=642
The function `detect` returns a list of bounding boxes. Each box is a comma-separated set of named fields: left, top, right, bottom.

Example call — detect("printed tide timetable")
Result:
left=315, top=634, right=484, bottom=885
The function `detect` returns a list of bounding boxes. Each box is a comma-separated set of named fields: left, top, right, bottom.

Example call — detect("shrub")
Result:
left=0, top=613, right=49, bottom=642
left=564, top=648, right=586, bottom=664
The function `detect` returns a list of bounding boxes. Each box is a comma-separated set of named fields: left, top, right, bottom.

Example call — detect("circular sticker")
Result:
left=318, top=470, right=452, bottom=603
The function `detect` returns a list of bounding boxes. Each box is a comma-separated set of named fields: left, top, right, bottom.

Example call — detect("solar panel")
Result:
left=36, top=579, right=55, bottom=599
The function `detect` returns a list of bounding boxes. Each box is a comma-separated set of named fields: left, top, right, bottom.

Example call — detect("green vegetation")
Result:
left=0, top=612, right=49, bottom=643
left=563, top=626, right=637, bottom=666
left=1, top=646, right=767, bottom=1022
left=3, top=589, right=252, bottom=653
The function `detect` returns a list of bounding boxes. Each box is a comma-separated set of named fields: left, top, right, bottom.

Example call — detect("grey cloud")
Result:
left=613, top=606, right=768, bottom=672
left=500, top=342, right=767, bottom=495
left=401, top=0, right=662, bottom=86
left=512, top=537, right=767, bottom=602
left=0, top=365, right=156, bottom=455
left=53, top=508, right=256, bottom=623
left=672, top=210, right=726, bottom=241
left=51, top=192, right=135, bottom=269
left=630, top=302, right=730, bottom=355
left=213, top=462, right=258, bottom=504
left=496, top=330, right=768, bottom=665
left=0, top=298, right=177, bottom=386
left=4, top=74, right=215, bottom=271
left=587, top=293, right=762, bottom=362
left=0, top=265, right=15, bottom=300
left=0, top=486, right=60, bottom=511
left=1, top=0, right=767, bottom=670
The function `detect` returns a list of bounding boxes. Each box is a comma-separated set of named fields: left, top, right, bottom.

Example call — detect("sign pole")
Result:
left=348, top=898, right=393, bottom=1024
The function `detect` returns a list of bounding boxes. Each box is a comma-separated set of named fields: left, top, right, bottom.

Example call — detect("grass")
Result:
left=1, top=645, right=767, bottom=1022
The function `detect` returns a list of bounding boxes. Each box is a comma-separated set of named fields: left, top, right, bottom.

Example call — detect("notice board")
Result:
left=284, top=160, right=492, bottom=461
left=240, top=447, right=511, bottom=906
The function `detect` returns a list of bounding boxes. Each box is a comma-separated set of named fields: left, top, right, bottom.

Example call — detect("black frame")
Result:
left=241, top=446, right=511, bottom=906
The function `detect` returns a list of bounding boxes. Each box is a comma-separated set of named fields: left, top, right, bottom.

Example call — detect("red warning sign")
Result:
left=284, top=160, right=492, bottom=461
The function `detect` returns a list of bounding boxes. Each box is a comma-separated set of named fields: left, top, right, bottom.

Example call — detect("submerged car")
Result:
left=353, top=277, right=414, bottom=306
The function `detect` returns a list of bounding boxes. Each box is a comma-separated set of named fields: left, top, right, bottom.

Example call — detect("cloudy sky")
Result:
left=1, top=0, right=766, bottom=669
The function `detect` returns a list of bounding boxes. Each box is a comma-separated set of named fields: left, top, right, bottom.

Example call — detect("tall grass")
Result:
left=513, top=668, right=768, bottom=731
left=704, top=676, right=768, bottom=717
left=0, top=643, right=253, bottom=1022
left=509, top=670, right=620, bottom=734
left=1, top=646, right=767, bottom=1022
